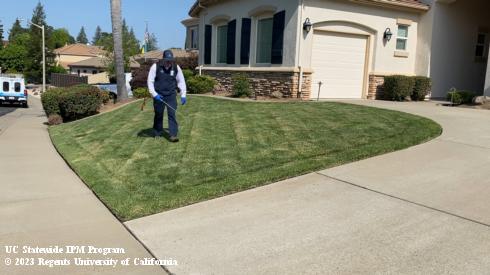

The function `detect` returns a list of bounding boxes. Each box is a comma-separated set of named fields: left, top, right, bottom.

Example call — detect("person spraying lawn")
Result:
left=147, top=50, right=187, bottom=142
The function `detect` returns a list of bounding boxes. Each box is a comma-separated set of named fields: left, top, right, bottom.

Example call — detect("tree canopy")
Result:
left=76, top=26, right=88, bottom=44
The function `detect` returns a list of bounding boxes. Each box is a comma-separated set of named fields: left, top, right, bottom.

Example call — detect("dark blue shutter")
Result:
left=240, top=18, right=251, bottom=65
left=271, top=10, right=286, bottom=64
left=226, top=20, right=236, bottom=64
left=204, top=25, right=212, bottom=65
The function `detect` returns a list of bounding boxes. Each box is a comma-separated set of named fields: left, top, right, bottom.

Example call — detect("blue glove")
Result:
left=181, top=97, right=187, bottom=105
left=153, top=94, right=163, bottom=102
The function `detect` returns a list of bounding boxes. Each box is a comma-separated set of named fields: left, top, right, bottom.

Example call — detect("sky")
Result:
left=0, top=0, right=196, bottom=50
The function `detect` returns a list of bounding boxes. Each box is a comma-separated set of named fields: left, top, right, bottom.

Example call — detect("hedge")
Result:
left=187, top=75, right=216, bottom=94
left=411, top=76, right=432, bottom=101
left=383, top=75, right=415, bottom=101
left=446, top=89, right=476, bottom=105
left=41, top=84, right=106, bottom=122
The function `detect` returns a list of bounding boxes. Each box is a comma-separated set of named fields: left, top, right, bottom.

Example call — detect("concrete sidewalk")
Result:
left=126, top=101, right=490, bottom=274
left=0, top=98, right=165, bottom=275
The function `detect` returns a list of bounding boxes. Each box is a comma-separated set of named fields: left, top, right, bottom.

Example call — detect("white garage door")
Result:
left=311, top=31, right=368, bottom=99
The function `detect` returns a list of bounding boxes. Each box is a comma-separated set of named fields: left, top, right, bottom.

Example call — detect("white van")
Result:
left=0, top=74, right=28, bottom=108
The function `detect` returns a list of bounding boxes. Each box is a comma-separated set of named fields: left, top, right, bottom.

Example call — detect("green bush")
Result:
left=59, top=85, right=105, bottom=121
left=411, top=76, right=431, bottom=101
left=232, top=73, right=251, bottom=98
left=182, top=69, right=195, bottom=81
left=41, top=87, right=65, bottom=115
left=133, top=87, right=151, bottom=99
left=383, top=75, right=415, bottom=101
left=446, top=88, right=476, bottom=105
left=187, top=75, right=216, bottom=94
left=41, top=84, right=106, bottom=122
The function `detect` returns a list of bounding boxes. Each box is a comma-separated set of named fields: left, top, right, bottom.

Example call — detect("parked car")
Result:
left=0, top=74, right=28, bottom=108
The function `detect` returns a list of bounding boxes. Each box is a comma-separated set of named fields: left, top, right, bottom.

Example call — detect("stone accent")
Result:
left=202, top=69, right=312, bottom=100
left=368, top=74, right=386, bottom=100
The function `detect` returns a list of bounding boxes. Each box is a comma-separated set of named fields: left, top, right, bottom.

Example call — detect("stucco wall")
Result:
left=429, top=0, right=490, bottom=98
left=56, top=55, right=94, bottom=67
left=197, top=0, right=299, bottom=67
left=300, top=0, right=422, bottom=76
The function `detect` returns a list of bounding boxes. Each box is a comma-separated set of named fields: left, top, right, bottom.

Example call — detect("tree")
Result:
left=92, top=25, right=102, bottom=44
left=8, top=19, right=26, bottom=42
left=0, top=20, right=4, bottom=42
left=110, top=0, right=127, bottom=101
left=147, top=33, right=159, bottom=51
left=50, top=28, right=74, bottom=49
left=25, top=2, right=54, bottom=83
left=0, top=44, right=28, bottom=73
left=76, top=26, right=88, bottom=44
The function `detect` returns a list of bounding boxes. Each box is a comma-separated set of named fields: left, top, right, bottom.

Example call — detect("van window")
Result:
left=14, top=82, right=21, bottom=92
left=3, top=82, right=9, bottom=92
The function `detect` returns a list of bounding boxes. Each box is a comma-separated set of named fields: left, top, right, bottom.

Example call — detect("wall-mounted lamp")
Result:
left=383, top=28, right=393, bottom=41
left=303, top=18, right=312, bottom=33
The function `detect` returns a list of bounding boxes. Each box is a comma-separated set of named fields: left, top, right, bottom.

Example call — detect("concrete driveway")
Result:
left=0, top=98, right=165, bottom=275
left=126, top=101, right=490, bottom=275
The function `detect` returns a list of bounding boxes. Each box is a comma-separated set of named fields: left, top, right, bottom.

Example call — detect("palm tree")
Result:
left=110, top=0, right=128, bottom=102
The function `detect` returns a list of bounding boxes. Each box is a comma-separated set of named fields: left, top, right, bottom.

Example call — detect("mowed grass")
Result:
left=49, top=96, right=441, bottom=221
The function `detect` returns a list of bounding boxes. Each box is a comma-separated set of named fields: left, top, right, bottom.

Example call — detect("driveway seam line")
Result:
left=316, top=172, right=490, bottom=229
left=435, top=138, right=490, bottom=150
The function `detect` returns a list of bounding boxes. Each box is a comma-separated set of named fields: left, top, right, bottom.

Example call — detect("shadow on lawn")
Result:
left=137, top=128, right=172, bottom=141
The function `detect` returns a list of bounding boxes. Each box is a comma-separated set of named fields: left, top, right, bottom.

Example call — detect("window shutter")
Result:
left=271, top=10, right=286, bottom=64
left=240, top=18, right=251, bottom=65
left=204, top=25, right=212, bottom=65
left=226, top=20, right=236, bottom=64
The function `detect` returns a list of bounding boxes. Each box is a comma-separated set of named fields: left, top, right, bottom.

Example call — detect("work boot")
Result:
left=169, top=136, right=179, bottom=142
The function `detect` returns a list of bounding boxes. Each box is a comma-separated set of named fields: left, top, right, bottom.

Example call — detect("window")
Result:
left=14, top=82, right=21, bottom=92
left=216, top=25, right=228, bottom=64
left=396, top=25, right=409, bottom=51
left=256, top=18, right=273, bottom=63
left=475, top=32, right=487, bottom=59
left=190, top=26, right=198, bottom=49
left=2, top=82, right=9, bottom=92
left=83, top=70, right=87, bottom=73
left=92, top=70, right=97, bottom=74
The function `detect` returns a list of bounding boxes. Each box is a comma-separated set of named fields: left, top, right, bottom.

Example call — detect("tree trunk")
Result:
left=110, top=0, right=128, bottom=101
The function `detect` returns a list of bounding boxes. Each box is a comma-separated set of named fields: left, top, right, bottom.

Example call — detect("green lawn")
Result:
left=49, top=96, right=441, bottom=221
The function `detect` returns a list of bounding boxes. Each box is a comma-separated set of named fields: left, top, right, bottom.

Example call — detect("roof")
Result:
left=54, top=43, right=106, bottom=57
left=189, top=0, right=429, bottom=16
left=68, top=57, right=140, bottom=69
left=132, top=49, right=197, bottom=62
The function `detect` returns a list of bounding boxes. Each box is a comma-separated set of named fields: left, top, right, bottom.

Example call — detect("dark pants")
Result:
left=153, top=94, right=178, bottom=137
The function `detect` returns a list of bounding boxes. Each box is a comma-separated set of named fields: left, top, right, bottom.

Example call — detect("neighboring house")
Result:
left=187, top=0, right=490, bottom=99
left=68, top=56, right=140, bottom=76
left=133, top=49, right=196, bottom=64
left=182, top=17, right=200, bottom=51
left=54, top=43, right=106, bottom=70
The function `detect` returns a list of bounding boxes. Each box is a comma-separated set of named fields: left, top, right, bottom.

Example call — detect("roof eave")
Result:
left=347, top=0, right=430, bottom=12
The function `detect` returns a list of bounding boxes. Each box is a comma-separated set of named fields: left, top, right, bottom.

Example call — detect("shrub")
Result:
left=182, top=69, right=195, bottom=81
left=383, top=75, right=415, bottom=101
left=133, top=87, right=151, bottom=99
left=41, top=87, right=65, bottom=115
left=232, top=73, right=251, bottom=98
left=129, top=61, right=153, bottom=89
left=47, top=114, right=63, bottom=125
left=411, top=76, right=431, bottom=101
left=187, top=75, right=216, bottom=94
left=58, top=85, right=105, bottom=120
left=175, top=54, right=198, bottom=70
left=99, top=90, right=111, bottom=104
left=446, top=88, right=476, bottom=105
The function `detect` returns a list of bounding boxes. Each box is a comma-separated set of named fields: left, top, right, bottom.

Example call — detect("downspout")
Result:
left=297, top=0, right=305, bottom=99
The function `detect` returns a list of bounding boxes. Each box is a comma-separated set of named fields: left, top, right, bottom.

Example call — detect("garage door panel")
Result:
left=311, top=31, right=367, bottom=99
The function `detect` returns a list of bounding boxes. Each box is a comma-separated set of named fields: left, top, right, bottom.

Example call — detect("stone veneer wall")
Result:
left=202, top=69, right=312, bottom=100
left=368, top=74, right=386, bottom=100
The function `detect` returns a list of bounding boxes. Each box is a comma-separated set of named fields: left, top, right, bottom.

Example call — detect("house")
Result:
left=182, top=17, right=200, bottom=51
left=54, top=43, right=106, bottom=70
left=68, top=56, right=140, bottom=76
left=132, top=49, right=197, bottom=64
left=186, top=0, right=490, bottom=99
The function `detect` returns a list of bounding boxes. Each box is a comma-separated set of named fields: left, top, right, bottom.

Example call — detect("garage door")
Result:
left=311, top=31, right=368, bottom=99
